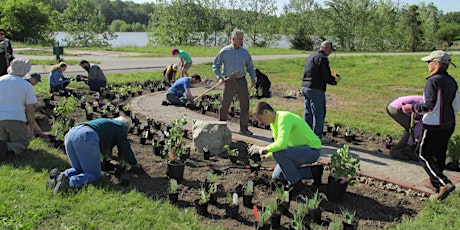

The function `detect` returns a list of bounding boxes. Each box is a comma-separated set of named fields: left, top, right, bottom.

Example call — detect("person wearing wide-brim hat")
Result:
left=0, top=28, right=14, bottom=76
left=0, top=59, right=47, bottom=161
left=401, top=50, right=459, bottom=200
left=25, top=72, right=42, bottom=86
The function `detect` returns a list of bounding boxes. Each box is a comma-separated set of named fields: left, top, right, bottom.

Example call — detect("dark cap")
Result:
left=28, top=73, right=42, bottom=82
left=321, top=40, right=335, bottom=51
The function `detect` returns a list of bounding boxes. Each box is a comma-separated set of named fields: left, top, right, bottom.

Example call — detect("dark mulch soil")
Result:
left=36, top=85, right=424, bottom=230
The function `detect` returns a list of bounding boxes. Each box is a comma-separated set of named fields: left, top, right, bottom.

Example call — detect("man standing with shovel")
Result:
left=213, top=28, right=256, bottom=136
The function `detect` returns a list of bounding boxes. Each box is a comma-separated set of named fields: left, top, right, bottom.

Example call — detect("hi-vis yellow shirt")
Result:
left=265, top=111, right=321, bottom=158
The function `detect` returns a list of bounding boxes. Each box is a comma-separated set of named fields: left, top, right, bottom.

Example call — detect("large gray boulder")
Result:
left=192, top=120, right=232, bottom=155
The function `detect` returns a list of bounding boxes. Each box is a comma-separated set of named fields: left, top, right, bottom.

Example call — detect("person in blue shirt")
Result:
left=49, top=62, right=72, bottom=94
left=212, top=28, right=256, bottom=136
left=164, top=74, right=201, bottom=106
left=24, top=72, right=41, bottom=86
left=51, top=116, right=139, bottom=195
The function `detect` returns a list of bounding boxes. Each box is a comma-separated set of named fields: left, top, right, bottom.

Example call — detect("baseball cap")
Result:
left=29, top=73, right=42, bottom=82
left=421, top=50, right=457, bottom=67
left=321, top=40, right=335, bottom=51
left=172, top=64, right=179, bottom=71
left=7, top=59, right=31, bottom=76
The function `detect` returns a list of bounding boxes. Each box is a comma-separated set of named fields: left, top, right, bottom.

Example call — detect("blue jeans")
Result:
left=166, top=92, right=188, bottom=106
left=302, top=87, right=326, bottom=138
left=64, top=125, right=101, bottom=188
left=272, top=146, right=321, bottom=184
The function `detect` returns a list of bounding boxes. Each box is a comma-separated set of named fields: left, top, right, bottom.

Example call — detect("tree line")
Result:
left=0, top=0, right=459, bottom=51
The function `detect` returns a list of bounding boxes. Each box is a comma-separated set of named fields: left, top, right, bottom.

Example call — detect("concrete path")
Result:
left=17, top=50, right=460, bottom=195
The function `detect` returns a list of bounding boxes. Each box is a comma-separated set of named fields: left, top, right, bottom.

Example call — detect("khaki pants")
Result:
left=220, top=77, right=249, bottom=131
left=0, top=120, right=31, bottom=155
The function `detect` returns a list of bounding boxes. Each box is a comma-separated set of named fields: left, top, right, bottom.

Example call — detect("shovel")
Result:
left=193, top=70, right=240, bottom=102
left=210, top=164, right=274, bottom=174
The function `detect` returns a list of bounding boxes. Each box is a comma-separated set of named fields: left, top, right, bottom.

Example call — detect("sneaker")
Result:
left=238, top=129, right=253, bottom=136
left=0, top=140, right=7, bottom=162
left=320, top=136, right=331, bottom=144
left=46, top=168, right=60, bottom=190
left=53, top=172, right=70, bottom=195
left=437, top=183, right=455, bottom=200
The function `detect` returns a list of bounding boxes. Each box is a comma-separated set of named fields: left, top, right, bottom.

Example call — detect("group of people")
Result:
left=2, top=26, right=457, bottom=201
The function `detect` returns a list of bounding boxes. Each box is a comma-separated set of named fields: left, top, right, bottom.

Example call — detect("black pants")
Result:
left=418, top=126, right=454, bottom=190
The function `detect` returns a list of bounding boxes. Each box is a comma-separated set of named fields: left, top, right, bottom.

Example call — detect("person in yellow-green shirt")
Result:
left=249, top=102, right=322, bottom=196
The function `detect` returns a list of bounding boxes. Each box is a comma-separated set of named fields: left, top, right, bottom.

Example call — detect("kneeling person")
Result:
left=52, top=117, right=138, bottom=194
left=249, top=102, right=322, bottom=196
left=165, top=74, right=201, bottom=106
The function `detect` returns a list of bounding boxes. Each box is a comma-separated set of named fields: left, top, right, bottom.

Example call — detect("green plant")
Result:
left=168, top=179, right=178, bottom=193
left=307, top=190, right=322, bottom=210
left=53, top=95, right=78, bottom=119
left=224, top=144, right=239, bottom=157
left=340, top=208, right=356, bottom=224
left=275, top=185, right=289, bottom=202
left=207, top=183, right=217, bottom=194
left=345, top=127, right=353, bottom=136
left=199, top=187, right=210, bottom=204
left=329, top=145, right=360, bottom=184
left=207, top=172, right=218, bottom=184
left=258, top=207, right=271, bottom=225
left=291, top=208, right=305, bottom=230
left=243, top=184, right=253, bottom=195
left=266, top=199, right=279, bottom=216
left=447, top=135, right=460, bottom=162
left=164, top=114, right=188, bottom=163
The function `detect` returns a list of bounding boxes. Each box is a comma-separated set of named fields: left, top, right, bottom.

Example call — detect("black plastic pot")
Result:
left=120, top=172, right=130, bottom=186
left=271, top=213, right=281, bottom=229
left=209, top=192, right=218, bottom=204
left=203, top=150, right=211, bottom=160
left=229, top=155, right=238, bottom=164
left=344, top=134, right=355, bottom=142
left=194, top=200, right=208, bottom=216
left=277, top=201, right=290, bottom=216
left=311, top=165, right=324, bottom=185
left=332, top=130, right=338, bottom=137
left=166, top=161, right=185, bottom=181
left=225, top=204, right=239, bottom=219
left=342, top=221, right=358, bottom=230
left=169, top=192, right=179, bottom=204
left=326, top=176, right=348, bottom=202
left=153, top=145, right=162, bottom=156
left=255, top=222, right=270, bottom=230
left=243, top=194, right=253, bottom=208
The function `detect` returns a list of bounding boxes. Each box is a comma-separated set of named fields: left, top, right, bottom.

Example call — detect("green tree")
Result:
left=61, top=0, right=116, bottom=47
left=417, top=3, right=440, bottom=51
left=110, top=19, right=126, bottom=32
left=149, top=0, right=204, bottom=46
left=0, top=0, right=56, bottom=44
left=436, top=22, right=460, bottom=49
left=366, top=0, right=400, bottom=51
left=282, top=0, right=321, bottom=50
left=402, top=5, right=423, bottom=52
left=243, top=0, right=279, bottom=47
left=326, top=0, right=376, bottom=51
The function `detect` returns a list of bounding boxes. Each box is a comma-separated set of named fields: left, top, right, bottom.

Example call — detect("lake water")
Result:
left=54, top=32, right=291, bottom=49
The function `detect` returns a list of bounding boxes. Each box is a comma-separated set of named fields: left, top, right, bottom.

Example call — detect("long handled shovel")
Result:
left=193, top=70, right=240, bottom=102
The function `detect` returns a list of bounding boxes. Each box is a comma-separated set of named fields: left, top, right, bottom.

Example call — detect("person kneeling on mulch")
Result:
left=49, top=117, right=139, bottom=195
left=248, top=102, right=322, bottom=198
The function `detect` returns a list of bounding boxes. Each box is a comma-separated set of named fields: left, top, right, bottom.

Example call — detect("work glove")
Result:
left=401, top=104, right=413, bottom=114
left=248, top=145, right=264, bottom=156
left=334, top=74, right=341, bottom=83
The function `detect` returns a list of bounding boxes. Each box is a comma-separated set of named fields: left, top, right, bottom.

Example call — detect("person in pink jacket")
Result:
left=386, top=95, right=424, bottom=160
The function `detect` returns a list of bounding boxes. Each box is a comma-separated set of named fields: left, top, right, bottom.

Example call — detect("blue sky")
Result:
left=126, top=0, right=459, bottom=14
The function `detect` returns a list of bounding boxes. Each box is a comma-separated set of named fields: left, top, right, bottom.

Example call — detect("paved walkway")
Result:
left=16, top=50, right=460, bottom=195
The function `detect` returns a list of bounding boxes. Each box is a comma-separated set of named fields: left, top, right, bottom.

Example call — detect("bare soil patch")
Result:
left=36, top=83, right=424, bottom=230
